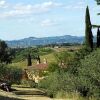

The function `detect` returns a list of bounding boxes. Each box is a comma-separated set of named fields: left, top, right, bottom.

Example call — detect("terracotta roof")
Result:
left=33, top=63, right=48, bottom=70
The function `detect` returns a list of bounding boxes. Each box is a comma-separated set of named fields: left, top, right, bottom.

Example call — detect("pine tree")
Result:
left=27, top=53, right=32, bottom=66
left=97, top=28, right=100, bottom=47
left=85, top=6, right=93, bottom=49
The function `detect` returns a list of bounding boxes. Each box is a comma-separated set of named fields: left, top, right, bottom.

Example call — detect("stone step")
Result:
left=13, top=90, right=46, bottom=96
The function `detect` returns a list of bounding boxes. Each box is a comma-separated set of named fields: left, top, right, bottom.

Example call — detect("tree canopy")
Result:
left=95, top=0, right=100, bottom=4
left=0, top=40, right=14, bottom=64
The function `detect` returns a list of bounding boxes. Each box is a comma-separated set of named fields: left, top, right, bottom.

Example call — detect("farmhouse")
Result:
left=23, top=58, right=48, bottom=83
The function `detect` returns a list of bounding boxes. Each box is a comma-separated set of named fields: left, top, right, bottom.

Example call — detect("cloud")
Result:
left=41, top=19, right=57, bottom=27
left=33, top=1, right=62, bottom=13
left=0, top=0, right=8, bottom=8
left=17, top=17, right=34, bottom=23
left=64, top=1, right=85, bottom=10
left=0, top=1, right=63, bottom=18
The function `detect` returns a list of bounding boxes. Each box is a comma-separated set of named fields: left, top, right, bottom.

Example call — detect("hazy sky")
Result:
left=0, top=0, right=100, bottom=40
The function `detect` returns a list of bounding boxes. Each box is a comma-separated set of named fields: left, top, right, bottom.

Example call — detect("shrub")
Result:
left=67, top=47, right=92, bottom=75
left=47, top=62, right=60, bottom=72
left=0, top=64, right=22, bottom=84
left=38, top=71, right=76, bottom=98
left=75, top=48, right=100, bottom=99
left=54, top=51, right=74, bottom=66
left=9, top=67, right=22, bottom=84
left=21, top=79, right=37, bottom=88
left=39, top=48, right=100, bottom=99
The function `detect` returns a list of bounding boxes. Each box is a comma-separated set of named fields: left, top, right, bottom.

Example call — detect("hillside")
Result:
left=6, top=35, right=84, bottom=48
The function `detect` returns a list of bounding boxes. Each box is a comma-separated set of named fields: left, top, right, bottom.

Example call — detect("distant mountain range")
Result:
left=6, top=35, right=84, bottom=48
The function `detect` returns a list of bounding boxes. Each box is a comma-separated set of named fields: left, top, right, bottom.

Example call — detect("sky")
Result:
left=0, top=0, right=100, bottom=40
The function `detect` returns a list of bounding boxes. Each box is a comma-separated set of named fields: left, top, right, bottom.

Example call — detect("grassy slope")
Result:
left=9, top=46, right=81, bottom=69
left=9, top=53, right=56, bottom=69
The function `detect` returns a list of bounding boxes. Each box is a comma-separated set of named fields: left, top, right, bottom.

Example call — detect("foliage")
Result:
left=47, top=62, right=59, bottom=72
left=67, top=47, right=91, bottom=76
left=0, top=64, right=9, bottom=80
left=0, top=40, right=14, bottom=64
left=54, top=51, right=74, bottom=68
left=85, top=6, right=93, bottom=49
left=13, top=47, right=54, bottom=62
left=67, top=48, right=100, bottom=98
left=38, top=47, right=54, bottom=56
left=9, top=67, right=22, bottom=84
left=0, top=64, right=22, bottom=84
left=95, top=0, right=100, bottom=4
left=38, top=71, right=76, bottom=98
left=13, top=47, right=38, bottom=62
left=97, top=28, right=100, bottom=47
left=21, top=79, right=37, bottom=88
left=76, top=49, right=100, bottom=98
left=39, top=47, right=100, bottom=99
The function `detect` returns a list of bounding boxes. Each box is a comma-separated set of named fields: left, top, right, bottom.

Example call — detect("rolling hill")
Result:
left=6, top=35, right=84, bottom=48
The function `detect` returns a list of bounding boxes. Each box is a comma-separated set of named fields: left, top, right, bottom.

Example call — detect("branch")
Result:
left=97, top=13, right=100, bottom=15
left=92, top=24, right=100, bottom=28
left=95, top=0, right=100, bottom=5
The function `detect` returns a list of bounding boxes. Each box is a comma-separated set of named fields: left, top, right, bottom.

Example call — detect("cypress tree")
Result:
left=27, top=53, right=32, bottom=66
left=97, top=28, right=100, bottom=47
left=37, top=55, right=41, bottom=64
left=85, top=6, right=93, bottom=49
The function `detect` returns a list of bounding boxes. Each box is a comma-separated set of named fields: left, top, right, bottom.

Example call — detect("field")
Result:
left=9, top=46, right=81, bottom=69
left=9, top=53, right=56, bottom=69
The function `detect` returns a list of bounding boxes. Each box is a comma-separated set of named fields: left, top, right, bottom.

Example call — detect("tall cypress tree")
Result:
left=27, top=53, right=32, bottom=66
left=97, top=28, right=100, bottom=47
left=85, top=6, right=93, bottom=49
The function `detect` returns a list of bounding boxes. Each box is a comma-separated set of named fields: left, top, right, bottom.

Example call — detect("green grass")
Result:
left=9, top=46, right=82, bottom=69
left=9, top=53, right=56, bottom=69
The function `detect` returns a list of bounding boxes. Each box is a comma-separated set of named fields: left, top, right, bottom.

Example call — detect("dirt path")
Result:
left=13, top=87, right=51, bottom=100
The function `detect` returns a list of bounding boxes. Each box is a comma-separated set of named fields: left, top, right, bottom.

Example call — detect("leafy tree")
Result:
left=85, top=6, right=93, bottom=50
left=0, top=40, right=14, bottom=64
left=97, top=28, right=100, bottom=47
left=77, top=49, right=100, bottom=98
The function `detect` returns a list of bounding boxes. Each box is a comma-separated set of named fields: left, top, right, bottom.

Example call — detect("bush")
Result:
left=47, top=62, right=60, bottom=72
left=67, top=47, right=92, bottom=75
left=38, top=48, right=100, bottom=99
left=38, top=71, right=76, bottom=98
left=0, top=64, right=22, bottom=84
left=9, top=67, right=22, bottom=84
left=54, top=51, right=74, bottom=67
left=0, top=64, right=9, bottom=80
left=21, top=79, right=37, bottom=88
left=76, top=49, right=100, bottom=98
